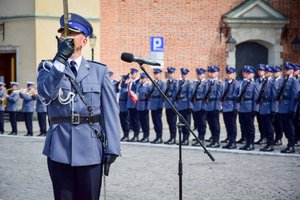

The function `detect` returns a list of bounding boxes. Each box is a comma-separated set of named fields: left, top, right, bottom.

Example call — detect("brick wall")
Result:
left=100, top=0, right=300, bottom=79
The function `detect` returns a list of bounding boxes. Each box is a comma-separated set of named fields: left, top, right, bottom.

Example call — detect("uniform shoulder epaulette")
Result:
left=87, top=60, right=107, bottom=66
left=38, top=59, right=53, bottom=72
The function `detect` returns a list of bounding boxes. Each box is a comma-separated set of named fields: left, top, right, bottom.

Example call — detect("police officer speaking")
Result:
left=37, top=13, right=121, bottom=199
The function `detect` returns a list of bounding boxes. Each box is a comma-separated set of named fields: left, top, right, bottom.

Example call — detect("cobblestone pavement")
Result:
left=0, top=119, right=300, bottom=200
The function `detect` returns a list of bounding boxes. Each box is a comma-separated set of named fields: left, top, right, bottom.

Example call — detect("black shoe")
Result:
left=222, top=143, right=236, bottom=149
left=281, top=146, right=295, bottom=154
left=254, top=138, right=267, bottom=145
left=295, top=140, right=300, bottom=146
left=37, top=133, right=46, bottom=137
left=24, top=134, right=33, bottom=136
left=177, top=139, right=189, bottom=146
left=8, top=132, right=17, bottom=135
left=239, top=144, right=248, bottom=150
left=260, top=145, right=274, bottom=152
left=221, top=138, right=229, bottom=143
left=274, top=139, right=282, bottom=146
left=150, top=138, right=163, bottom=144
left=121, top=136, right=129, bottom=142
left=207, top=142, right=220, bottom=148
left=205, top=137, right=212, bottom=143
left=236, top=138, right=245, bottom=144
left=129, top=136, right=139, bottom=142
left=245, top=144, right=255, bottom=151
left=192, top=140, right=204, bottom=146
left=0, top=132, right=3, bottom=134
left=164, top=138, right=176, bottom=145
left=139, top=137, right=149, bottom=143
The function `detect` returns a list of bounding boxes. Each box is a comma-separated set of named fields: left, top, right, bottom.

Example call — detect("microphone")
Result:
left=121, top=52, right=161, bottom=66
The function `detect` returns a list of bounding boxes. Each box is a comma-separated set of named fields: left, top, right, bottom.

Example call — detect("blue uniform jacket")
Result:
left=118, top=80, right=129, bottom=112
left=20, top=92, right=36, bottom=113
left=36, top=95, right=47, bottom=113
left=6, top=91, right=19, bottom=112
left=203, top=79, right=223, bottom=112
left=272, top=77, right=283, bottom=113
left=222, top=79, right=240, bottom=112
left=0, top=88, right=6, bottom=111
left=127, top=79, right=140, bottom=109
left=148, top=80, right=166, bottom=110
left=136, top=82, right=150, bottom=111
left=164, top=79, right=178, bottom=109
left=254, top=78, right=275, bottom=114
left=192, top=80, right=206, bottom=112
left=175, top=79, right=193, bottom=111
left=38, top=58, right=121, bottom=166
left=237, top=79, right=258, bottom=113
left=274, top=76, right=300, bottom=114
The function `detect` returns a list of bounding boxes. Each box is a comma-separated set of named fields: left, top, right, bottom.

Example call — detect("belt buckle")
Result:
left=72, top=114, right=80, bottom=125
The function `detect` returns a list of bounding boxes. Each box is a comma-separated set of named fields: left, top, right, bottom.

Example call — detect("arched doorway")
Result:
left=235, top=42, right=268, bottom=80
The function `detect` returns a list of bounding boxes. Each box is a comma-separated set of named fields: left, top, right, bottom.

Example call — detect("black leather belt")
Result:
left=150, top=96, right=161, bottom=99
left=207, top=98, right=217, bottom=101
left=119, top=99, right=127, bottom=101
left=50, top=114, right=100, bottom=125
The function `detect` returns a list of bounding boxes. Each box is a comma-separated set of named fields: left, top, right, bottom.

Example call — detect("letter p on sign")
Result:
left=150, top=36, right=164, bottom=52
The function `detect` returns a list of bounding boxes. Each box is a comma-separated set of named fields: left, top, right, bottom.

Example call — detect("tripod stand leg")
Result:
left=177, top=123, right=185, bottom=200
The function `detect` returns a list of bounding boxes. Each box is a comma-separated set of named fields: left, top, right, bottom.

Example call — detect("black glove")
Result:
left=53, top=36, right=74, bottom=65
left=103, top=154, right=118, bottom=176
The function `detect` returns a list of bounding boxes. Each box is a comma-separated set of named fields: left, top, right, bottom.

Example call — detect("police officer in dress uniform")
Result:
left=191, top=68, right=207, bottom=146
left=149, top=68, right=166, bottom=144
left=119, top=74, right=131, bottom=142
left=136, top=73, right=150, bottom=143
left=221, top=66, right=240, bottom=149
left=292, top=63, right=300, bottom=146
left=0, top=82, right=6, bottom=134
left=127, top=68, right=141, bottom=142
left=6, top=82, right=19, bottom=135
left=204, top=66, right=223, bottom=148
left=175, top=68, right=193, bottom=146
left=254, top=66, right=276, bottom=151
left=272, top=66, right=284, bottom=146
left=238, top=66, right=258, bottom=151
left=37, top=13, right=121, bottom=199
left=20, top=81, right=37, bottom=136
left=164, top=67, right=178, bottom=145
left=275, top=62, right=300, bottom=153
left=36, top=94, right=48, bottom=137
left=254, top=64, right=267, bottom=145
left=108, top=71, right=119, bottom=93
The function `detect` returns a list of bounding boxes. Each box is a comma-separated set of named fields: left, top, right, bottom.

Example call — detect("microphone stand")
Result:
left=138, top=64, right=215, bottom=200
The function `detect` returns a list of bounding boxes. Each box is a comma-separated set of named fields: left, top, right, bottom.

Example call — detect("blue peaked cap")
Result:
left=58, top=13, right=93, bottom=37
left=180, top=68, right=189, bottom=75
left=153, top=68, right=162, bottom=74
left=108, top=71, right=113, bottom=77
left=207, top=65, right=220, bottom=72
left=0, top=82, right=5, bottom=86
left=243, top=65, right=256, bottom=73
left=283, top=62, right=295, bottom=70
left=225, top=66, right=236, bottom=73
left=196, top=68, right=206, bottom=74
left=10, top=81, right=19, bottom=86
left=294, top=63, right=300, bottom=70
left=265, top=65, right=273, bottom=73
left=273, top=66, right=282, bottom=72
left=257, top=64, right=266, bottom=71
left=167, top=67, right=176, bottom=73
left=130, top=68, right=138, bottom=73
left=140, top=73, right=148, bottom=79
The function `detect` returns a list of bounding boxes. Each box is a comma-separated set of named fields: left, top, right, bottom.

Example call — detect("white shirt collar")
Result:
left=68, top=56, right=83, bottom=71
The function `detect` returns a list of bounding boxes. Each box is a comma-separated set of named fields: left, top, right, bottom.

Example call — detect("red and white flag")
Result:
left=128, top=81, right=138, bottom=103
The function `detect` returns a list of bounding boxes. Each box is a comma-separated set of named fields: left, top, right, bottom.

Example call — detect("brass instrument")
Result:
left=1, top=88, right=11, bottom=107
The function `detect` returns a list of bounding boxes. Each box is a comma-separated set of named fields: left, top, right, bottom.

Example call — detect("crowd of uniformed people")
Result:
left=112, top=62, right=300, bottom=154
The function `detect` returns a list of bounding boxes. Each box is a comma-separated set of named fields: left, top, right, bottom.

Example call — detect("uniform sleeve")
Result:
left=253, top=83, right=260, bottom=112
left=7, top=93, right=19, bottom=103
left=101, top=67, right=121, bottom=156
left=290, top=79, right=300, bottom=112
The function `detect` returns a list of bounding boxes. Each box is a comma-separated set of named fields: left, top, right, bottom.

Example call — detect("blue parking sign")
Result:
left=150, top=36, right=164, bottom=52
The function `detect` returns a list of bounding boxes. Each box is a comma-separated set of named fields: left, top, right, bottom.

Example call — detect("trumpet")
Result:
left=1, top=88, right=11, bottom=107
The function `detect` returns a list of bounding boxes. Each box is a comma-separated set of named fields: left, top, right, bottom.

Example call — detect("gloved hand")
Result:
left=53, top=36, right=74, bottom=65
left=103, top=154, right=118, bottom=176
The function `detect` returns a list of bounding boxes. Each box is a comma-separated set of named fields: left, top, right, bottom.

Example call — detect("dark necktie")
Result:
left=70, top=61, right=77, bottom=77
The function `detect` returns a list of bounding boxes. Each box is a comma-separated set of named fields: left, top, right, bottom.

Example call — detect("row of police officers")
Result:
left=113, top=62, right=300, bottom=154
left=0, top=81, right=47, bottom=136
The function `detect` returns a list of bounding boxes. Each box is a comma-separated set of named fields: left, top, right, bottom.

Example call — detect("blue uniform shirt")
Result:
left=0, top=88, right=6, bottom=111
left=237, top=79, right=258, bottom=113
left=192, top=79, right=206, bottom=112
left=175, top=79, right=193, bottom=111
left=222, top=79, right=240, bottom=112
left=36, top=95, right=47, bottom=113
left=118, top=80, right=129, bottom=112
left=6, top=91, right=19, bottom=112
left=136, top=82, right=150, bottom=111
left=203, top=79, right=223, bottom=111
left=20, top=92, right=36, bottom=113
left=254, top=77, right=275, bottom=114
left=148, top=80, right=166, bottom=110
left=164, top=78, right=178, bottom=109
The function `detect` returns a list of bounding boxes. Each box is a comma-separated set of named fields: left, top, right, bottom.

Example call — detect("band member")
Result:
left=191, top=68, right=207, bottom=146
left=136, top=73, right=150, bottom=142
left=127, top=68, right=141, bottom=142
left=293, top=64, right=300, bottom=146
left=203, top=66, right=223, bottom=148
left=119, top=74, right=131, bottom=142
left=221, top=66, right=240, bottom=149
left=164, top=67, right=178, bottom=145
left=36, top=94, right=48, bottom=137
left=149, top=68, right=166, bottom=144
left=175, top=68, right=193, bottom=146
left=272, top=66, right=284, bottom=145
left=254, top=66, right=275, bottom=151
left=0, top=82, right=6, bottom=134
left=6, top=82, right=20, bottom=135
left=238, top=66, right=258, bottom=151
left=20, top=81, right=37, bottom=136
left=275, top=62, right=300, bottom=153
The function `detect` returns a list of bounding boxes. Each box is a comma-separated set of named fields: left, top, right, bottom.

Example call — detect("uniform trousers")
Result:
left=260, top=114, right=274, bottom=146
left=0, top=111, right=4, bottom=133
left=279, top=113, right=295, bottom=147
left=8, top=111, right=17, bottom=133
left=47, top=158, right=102, bottom=200
left=178, top=109, right=191, bottom=140
left=223, top=111, right=237, bottom=144
left=151, top=109, right=163, bottom=139
left=274, top=113, right=283, bottom=141
left=128, top=108, right=140, bottom=136
left=119, top=111, right=130, bottom=137
left=138, top=110, right=149, bottom=138
left=256, top=113, right=265, bottom=139
left=166, top=108, right=177, bottom=139
left=37, top=112, right=47, bottom=134
left=24, top=112, right=33, bottom=135
left=239, top=112, right=255, bottom=145
left=194, top=109, right=207, bottom=140
left=294, top=115, right=300, bottom=143
left=206, top=110, right=221, bottom=143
